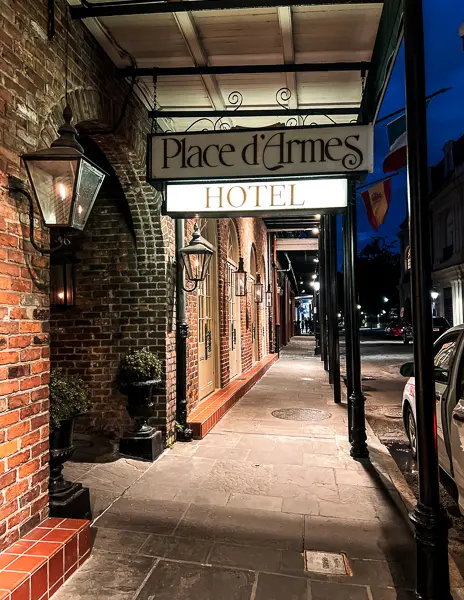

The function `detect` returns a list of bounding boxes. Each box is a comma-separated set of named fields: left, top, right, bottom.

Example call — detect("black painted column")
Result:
left=325, top=216, right=335, bottom=384
left=342, top=210, right=353, bottom=440
left=404, top=1, right=451, bottom=597
left=328, top=214, right=341, bottom=404
left=319, top=218, right=328, bottom=371
left=175, top=219, right=193, bottom=442
left=346, top=184, right=368, bottom=458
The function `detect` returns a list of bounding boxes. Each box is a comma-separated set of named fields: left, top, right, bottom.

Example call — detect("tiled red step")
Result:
left=0, top=518, right=90, bottom=600
left=188, top=354, right=278, bottom=439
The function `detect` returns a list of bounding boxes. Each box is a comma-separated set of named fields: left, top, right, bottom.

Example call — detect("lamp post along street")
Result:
left=346, top=183, right=368, bottom=458
left=403, top=0, right=452, bottom=597
left=343, top=211, right=354, bottom=441
left=329, top=214, right=341, bottom=404
left=175, top=219, right=193, bottom=442
left=319, top=219, right=328, bottom=370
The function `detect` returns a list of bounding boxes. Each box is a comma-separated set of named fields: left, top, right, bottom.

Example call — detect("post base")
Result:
left=50, top=482, right=92, bottom=521
left=119, top=429, right=163, bottom=462
left=410, top=502, right=452, bottom=599
left=177, top=427, right=193, bottom=442
left=349, top=390, right=369, bottom=459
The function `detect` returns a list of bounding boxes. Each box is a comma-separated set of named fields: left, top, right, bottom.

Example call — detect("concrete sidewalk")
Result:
left=55, top=337, right=417, bottom=600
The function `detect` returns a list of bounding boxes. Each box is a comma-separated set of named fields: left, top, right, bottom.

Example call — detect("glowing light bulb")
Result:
left=78, top=205, right=83, bottom=214
left=58, top=292, right=65, bottom=300
left=311, top=273, right=317, bottom=279
left=59, top=184, right=66, bottom=200
left=312, top=228, right=319, bottom=235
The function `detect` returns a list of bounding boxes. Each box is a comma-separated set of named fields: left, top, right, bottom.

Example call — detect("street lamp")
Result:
left=357, top=304, right=361, bottom=310
left=235, top=257, right=247, bottom=297
left=4, top=105, right=107, bottom=253
left=382, top=296, right=389, bottom=303
left=253, top=273, right=264, bottom=303
left=178, top=223, right=214, bottom=292
left=431, top=290, right=439, bottom=300
left=265, top=284, right=272, bottom=308
left=313, top=281, right=320, bottom=291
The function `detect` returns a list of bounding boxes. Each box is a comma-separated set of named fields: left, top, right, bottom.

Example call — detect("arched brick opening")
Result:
left=40, top=91, right=176, bottom=441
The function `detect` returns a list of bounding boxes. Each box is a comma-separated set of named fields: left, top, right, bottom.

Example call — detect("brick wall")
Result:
left=185, top=216, right=269, bottom=413
left=0, top=0, right=175, bottom=549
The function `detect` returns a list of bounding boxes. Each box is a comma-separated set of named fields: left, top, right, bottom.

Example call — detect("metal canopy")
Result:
left=67, top=0, right=401, bottom=131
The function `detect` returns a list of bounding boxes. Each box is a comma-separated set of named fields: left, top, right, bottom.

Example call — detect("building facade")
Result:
left=398, top=134, right=464, bottom=327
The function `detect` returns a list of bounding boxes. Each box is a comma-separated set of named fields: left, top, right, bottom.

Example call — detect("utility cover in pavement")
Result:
left=271, top=408, right=332, bottom=421
left=304, top=551, right=349, bottom=575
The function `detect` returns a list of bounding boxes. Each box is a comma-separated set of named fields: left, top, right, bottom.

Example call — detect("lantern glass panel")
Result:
left=254, top=281, right=264, bottom=304
left=266, top=290, right=272, bottom=307
left=25, top=159, right=78, bottom=227
left=183, top=251, right=212, bottom=283
left=235, top=271, right=247, bottom=297
left=72, top=158, right=105, bottom=230
left=50, top=263, right=74, bottom=307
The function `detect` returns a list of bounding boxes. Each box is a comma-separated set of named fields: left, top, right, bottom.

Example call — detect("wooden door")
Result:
left=198, top=220, right=218, bottom=400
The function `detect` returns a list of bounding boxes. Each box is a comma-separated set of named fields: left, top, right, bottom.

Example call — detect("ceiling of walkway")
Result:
left=68, top=1, right=396, bottom=131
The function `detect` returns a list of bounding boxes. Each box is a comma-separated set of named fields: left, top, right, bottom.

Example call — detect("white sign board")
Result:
left=276, top=239, right=318, bottom=251
left=149, top=125, right=373, bottom=182
left=165, top=178, right=347, bottom=217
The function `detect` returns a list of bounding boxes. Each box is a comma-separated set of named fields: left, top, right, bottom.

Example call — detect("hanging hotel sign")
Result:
left=148, top=124, right=373, bottom=183
left=165, top=178, right=347, bottom=217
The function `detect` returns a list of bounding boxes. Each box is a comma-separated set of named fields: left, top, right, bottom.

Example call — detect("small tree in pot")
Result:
left=49, top=368, right=91, bottom=496
left=117, top=347, right=162, bottom=436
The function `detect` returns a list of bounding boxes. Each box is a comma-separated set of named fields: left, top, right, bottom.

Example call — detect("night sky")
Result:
left=356, top=0, right=464, bottom=250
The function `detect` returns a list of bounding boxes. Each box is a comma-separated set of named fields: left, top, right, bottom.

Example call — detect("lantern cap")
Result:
left=179, top=223, right=214, bottom=256
left=237, top=257, right=246, bottom=272
left=22, top=105, right=86, bottom=162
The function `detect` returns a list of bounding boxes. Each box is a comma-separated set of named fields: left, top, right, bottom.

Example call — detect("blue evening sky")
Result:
left=356, top=0, right=464, bottom=249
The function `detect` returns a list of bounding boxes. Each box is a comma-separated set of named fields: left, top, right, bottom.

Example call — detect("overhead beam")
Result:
left=149, top=107, right=358, bottom=118
left=170, top=7, right=230, bottom=122
left=71, top=1, right=383, bottom=19
left=277, top=7, right=298, bottom=110
left=276, top=239, right=318, bottom=251
left=119, top=62, right=370, bottom=78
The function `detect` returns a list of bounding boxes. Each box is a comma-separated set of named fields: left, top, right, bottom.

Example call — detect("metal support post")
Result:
left=346, top=183, right=368, bottom=459
left=404, top=1, right=451, bottom=597
left=328, top=215, right=341, bottom=403
left=343, top=210, right=353, bottom=440
left=319, top=217, right=328, bottom=370
left=175, top=219, right=193, bottom=442
left=325, top=216, right=334, bottom=384
left=273, top=234, right=281, bottom=357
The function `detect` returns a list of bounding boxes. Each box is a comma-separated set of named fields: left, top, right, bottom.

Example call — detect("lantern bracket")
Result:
left=181, top=279, right=199, bottom=293
left=4, top=176, right=69, bottom=255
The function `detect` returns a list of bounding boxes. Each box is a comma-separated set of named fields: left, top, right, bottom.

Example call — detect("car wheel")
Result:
left=405, top=404, right=417, bottom=459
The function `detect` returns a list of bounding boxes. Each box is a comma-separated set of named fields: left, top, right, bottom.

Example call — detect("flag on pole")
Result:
left=383, top=114, right=407, bottom=173
left=361, top=178, right=392, bottom=232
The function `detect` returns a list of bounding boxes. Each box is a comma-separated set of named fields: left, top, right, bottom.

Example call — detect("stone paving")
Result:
left=56, top=337, right=418, bottom=600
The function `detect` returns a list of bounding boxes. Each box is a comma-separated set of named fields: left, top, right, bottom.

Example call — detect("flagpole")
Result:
left=376, top=87, right=451, bottom=125
left=356, top=172, right=400, bottom=192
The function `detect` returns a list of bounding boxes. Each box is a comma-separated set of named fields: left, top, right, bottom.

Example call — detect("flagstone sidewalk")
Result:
left=55, top=337, right=420, bottom=600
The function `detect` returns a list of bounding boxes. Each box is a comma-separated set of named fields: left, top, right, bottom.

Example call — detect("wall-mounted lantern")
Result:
left=253, top=273, right=264, bottom=304
left=4, top=105, right=107, bottom=254
left=235, top=257, right=247, bottom=297
left=178, top=223, right=214, bottom=292
left=50, top=256, right=77, bottom=307
left=266, top=284, right=272, bottom=308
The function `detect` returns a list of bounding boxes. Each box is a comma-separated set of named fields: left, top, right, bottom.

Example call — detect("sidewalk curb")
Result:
left=363, top=412, right=464, bottom=595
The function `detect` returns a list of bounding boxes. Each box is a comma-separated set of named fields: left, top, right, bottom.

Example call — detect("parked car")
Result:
left=402, top=316, right=450, bottom=344
left=385, top=321, right=404, bottom=339
left=401, top=324, right=464, bottom=514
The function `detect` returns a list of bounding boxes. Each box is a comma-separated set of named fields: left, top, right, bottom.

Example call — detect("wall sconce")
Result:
left=50, top=258, right=76, bottom=307
left=253, top=273, right=264, bottom=304
left=178, top=223, right=214, bottom=292
left=4, top=105, right=106, bottom=254
left=235, top=257, right=247, bottom=297
left=266, top=284, right=272, bottom=308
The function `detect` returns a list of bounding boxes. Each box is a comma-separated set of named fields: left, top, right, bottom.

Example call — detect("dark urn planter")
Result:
left=119, top=379, right=163, bottom=461
left=49, top=418, right=91, bottom=520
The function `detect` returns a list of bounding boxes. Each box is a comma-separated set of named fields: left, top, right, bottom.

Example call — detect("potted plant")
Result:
left=117, top=347, right=162, bottom=436
left=49, top=368, right=91, bottom=496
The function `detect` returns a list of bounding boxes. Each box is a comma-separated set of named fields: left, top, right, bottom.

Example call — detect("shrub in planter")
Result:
left=49, top=369, right=91, bottom=494
left=117, top=347, right=163, bottom=435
